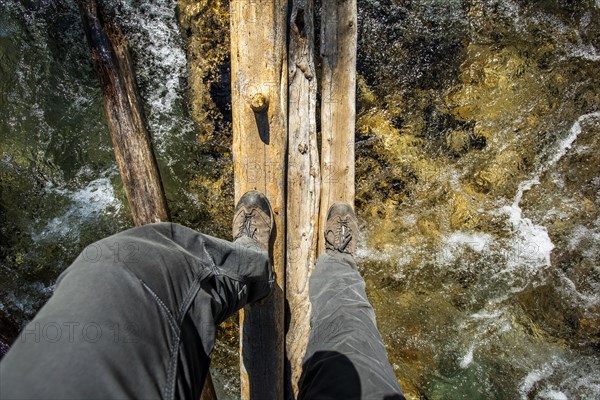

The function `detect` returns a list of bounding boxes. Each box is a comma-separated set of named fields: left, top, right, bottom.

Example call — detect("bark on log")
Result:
left=78, top=0, right=168, bottom=226
left=318, top=0, right=357, bottom=255
left=230, top=0, right=288, bottom=398
left=286, top=0, right=320, bottom=397
left=78, top=2, right=217, bottom=399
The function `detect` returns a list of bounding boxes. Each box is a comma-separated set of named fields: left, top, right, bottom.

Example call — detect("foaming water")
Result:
left=357, top=42, right=600, bottom=396
left=32, top=170, right=122, bottom=240
left=1, top=0, right=128, bottom=338
left=519, top=355, right=600, bottom=399
left=500, top=112, right=600, bottom=270
left=105, top=0, right=194, bottom=156
left=441, top=231, right=493, bottom=265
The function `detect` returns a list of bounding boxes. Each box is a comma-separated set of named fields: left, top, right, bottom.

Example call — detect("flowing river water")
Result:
left=1, top=0, right=599, bottom=399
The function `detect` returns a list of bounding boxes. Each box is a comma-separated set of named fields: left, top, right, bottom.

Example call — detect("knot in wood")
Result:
left=250, top=93, right=268, bottom=113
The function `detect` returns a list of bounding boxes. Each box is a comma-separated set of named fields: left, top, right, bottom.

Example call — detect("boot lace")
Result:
left=325, top=216, right=353, bottom=252
left=236, top=209, right=257, bottom=240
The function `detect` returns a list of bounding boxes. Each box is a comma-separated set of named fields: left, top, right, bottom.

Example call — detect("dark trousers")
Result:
left=0, top=223, right=404, bottom=400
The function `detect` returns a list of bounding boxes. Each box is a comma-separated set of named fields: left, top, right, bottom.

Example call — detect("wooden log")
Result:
left=286, top=0, right=320, bottom=397
left=318, top=0, right=357, bottom=255
left=78, top=0, right=168, bottom=226
left=230, top=0, right=288, bottom=398
left=78, top=2, right=217, bottom=399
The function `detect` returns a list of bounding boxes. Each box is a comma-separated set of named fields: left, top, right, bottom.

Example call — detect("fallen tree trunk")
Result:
left=286, top=0, right=320, bottom=397
left=230, top=0, right=288, bottom=398
left=78, top=0, right=168, bottom=226
left=318, top=0, right=357, bottom=255
left=78, top=2, right=216, bottom=399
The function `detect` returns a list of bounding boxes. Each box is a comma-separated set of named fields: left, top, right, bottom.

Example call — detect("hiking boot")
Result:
left=232, top=190, right=273, bottom=252
left=324, top=203, right=358, bottom=255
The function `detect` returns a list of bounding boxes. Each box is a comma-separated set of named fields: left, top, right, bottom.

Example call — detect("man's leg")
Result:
left=299, top=204, right=404, bottom=400
left=0, top=191, right=274, bottom=400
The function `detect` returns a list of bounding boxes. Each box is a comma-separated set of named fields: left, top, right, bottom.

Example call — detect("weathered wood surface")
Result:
left=230, top=0, right=288, bottom=399
left=78, top=0, right=168, bottom=226
left=286, top=0, right=319, bottom=397
left=78, top=2, right=217, bottom=399
left=318, top=0, right=357, bottom=255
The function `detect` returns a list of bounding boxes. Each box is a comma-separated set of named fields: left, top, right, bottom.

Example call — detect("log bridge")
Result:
left=231, top=0, right=356, bottom=398
left=80, top=0, right=356, bottom=398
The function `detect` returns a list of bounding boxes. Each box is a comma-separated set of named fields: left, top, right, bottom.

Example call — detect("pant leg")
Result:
left=0, top=222, right=272, bottom=400
left=298, top=252, right=404, bottom=400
